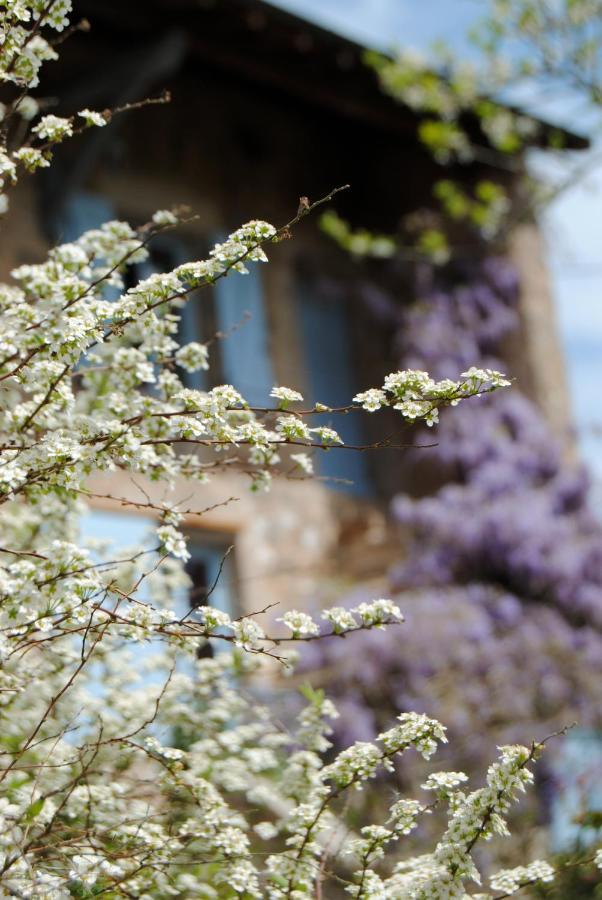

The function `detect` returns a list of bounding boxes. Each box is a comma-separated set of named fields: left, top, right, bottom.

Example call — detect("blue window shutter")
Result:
left=54, top=192, right=121, bottom=301
left=212, top=237, right=274, bottom=406
left=56, top=192, right=117, bottom=243
left=177, top=297, right=207, bottom=391
left=145, top=235, right=209, bottom=392
left=298, top=281, right=371, bottom=496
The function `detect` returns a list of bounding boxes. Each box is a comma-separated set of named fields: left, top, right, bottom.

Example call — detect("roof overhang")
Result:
left=64, top=0, right=590, bottom=154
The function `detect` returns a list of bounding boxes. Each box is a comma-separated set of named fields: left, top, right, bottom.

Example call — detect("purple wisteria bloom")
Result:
left=306, top=257, right=602, bottom=794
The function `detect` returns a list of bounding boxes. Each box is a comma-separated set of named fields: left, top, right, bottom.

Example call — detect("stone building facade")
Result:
left=0, top=0, right=582, bottom=621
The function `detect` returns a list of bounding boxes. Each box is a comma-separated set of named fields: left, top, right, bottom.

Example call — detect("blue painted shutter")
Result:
left=212, top=239, right=274, bottom=406
left=299, top=282, right=371, bottom=496
left=56, top=192, right=116, bottom=243
left=177, top=299, right=208, bottom=391
left=54, top=192, right=121, bottom=301
left=146, top=236, right=208, bottom=392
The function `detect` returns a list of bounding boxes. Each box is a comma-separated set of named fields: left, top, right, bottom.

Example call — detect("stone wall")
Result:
left=1, top=36, right=576, bottom=617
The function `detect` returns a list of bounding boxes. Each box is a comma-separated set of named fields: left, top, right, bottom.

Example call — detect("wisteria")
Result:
left=306, top=257, right=602, bottom=850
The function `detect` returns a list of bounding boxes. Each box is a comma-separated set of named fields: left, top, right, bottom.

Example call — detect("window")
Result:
left=185, top=538, right=236, bottom=658
left=50, top=200, right=276, bottom=399
left=298, top=276, right=371, bottom=496
left=130, top=230, right=276, bottom=400
left=212, top=236, right=275, bottom=406
left=50, top=191, right=121, bottom=300
left=125, top=234, right=211, bottom=391
left=80, top=509, right=166, bottom=686
left=81, top=509, right=236, bottom=653
left=184, top=539, right=236, bottom=619
left=51, top=191, right=117, bottom=244
left=549, top=729, right=602, bottom=851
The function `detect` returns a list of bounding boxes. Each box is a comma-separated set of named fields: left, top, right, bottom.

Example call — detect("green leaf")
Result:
left=299, top=681, right=325, bottom=705
left=25, top=796, right=45, bottom=820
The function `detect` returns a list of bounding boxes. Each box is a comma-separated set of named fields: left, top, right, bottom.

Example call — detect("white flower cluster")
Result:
left=192, top=600, right=402, bottom=650
left=422, top=771, right=469, bottom=794
left=214, top=599, right=405, bottom=646
left=275, top=414, right=343, bottom=446
left=13, top=145, right=50, bottom=171
left=277, top=609, right=320, bottom=636
left=384, top=744, right=539, bottom=898
left=355, top=597, right=404, bottom=627
left=0, top=1, right=66, bottom=90
left=32, top=113, right=73, bottom=141
left=152, top=208, right=179, bottom=226
left=0, top=96, right=106, bottom=210
left=175, top=340, right=209, bottom=372
left=78, top=108, right=107, bottom=128
left=270, top=385, right=304, bottom=405
left=490, top=859, right=555, bottom=894
left=324, top=713, right=447, bottom=794
left=312, top=424, right=343, bottom=444
left=291, top=451, right=313, bottom=474
left=345, top=802, right=426, bottom=897
left=157, top=523, right=190, bottom=561
left=322, top=605, right=358, bottom=632
left=390, top=798, right=426, bottom=835
left=0, top=4, right=112, bottom=213
left=378, top=712, right=448, bottom=759
left=354, top=367, right=511, bottom=425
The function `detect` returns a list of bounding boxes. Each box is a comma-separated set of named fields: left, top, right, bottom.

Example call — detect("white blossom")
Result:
left=277, top=609, right=319, bottom=637
left=311, top=425, right=342, bottom=444
left=254, top=820, right=279, bottom=840
left=321, top=606, right=358, bottom=633
left=32, top=114, right=73, bottom=141
left=231, top=617, right=265, bottom=649
left=490, top=860, right=555, bottom=893
left=157, top=524, right=190, bottom=561
left=461, top=366, right=512, bottom=388
left=77, top=108, right=107, bottom=128
left=270, top=385, right=304, bottom=404
left=13, top=146, right=50, bottom=171
left=175, top=341, right=210, bottom=372
left=422, top=771, right=469, bottom=793
left=353, top=598, right=404, bottom=627
left=152, top=208, right=178, bottom=225
left=276, top=414, right=312, bottom=441
left=353, top=387, right=387, bottom=411
left=290, top=452, right=314, bottom=474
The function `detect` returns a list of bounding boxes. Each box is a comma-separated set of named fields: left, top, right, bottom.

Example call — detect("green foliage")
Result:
left=418, top=120, right=471, bottom=163
left=320, top=209, right=397, bottom=258
left=360, top=0, right=602, bottom=260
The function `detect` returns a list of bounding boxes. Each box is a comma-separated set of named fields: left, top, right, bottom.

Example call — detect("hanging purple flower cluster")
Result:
left=305, top=258, right=602, bottom=775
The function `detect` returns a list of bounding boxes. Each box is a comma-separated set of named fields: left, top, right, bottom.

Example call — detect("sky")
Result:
left=267, top=0, right=478, bottom=53
left=269, top=0, right=602, bottom=487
